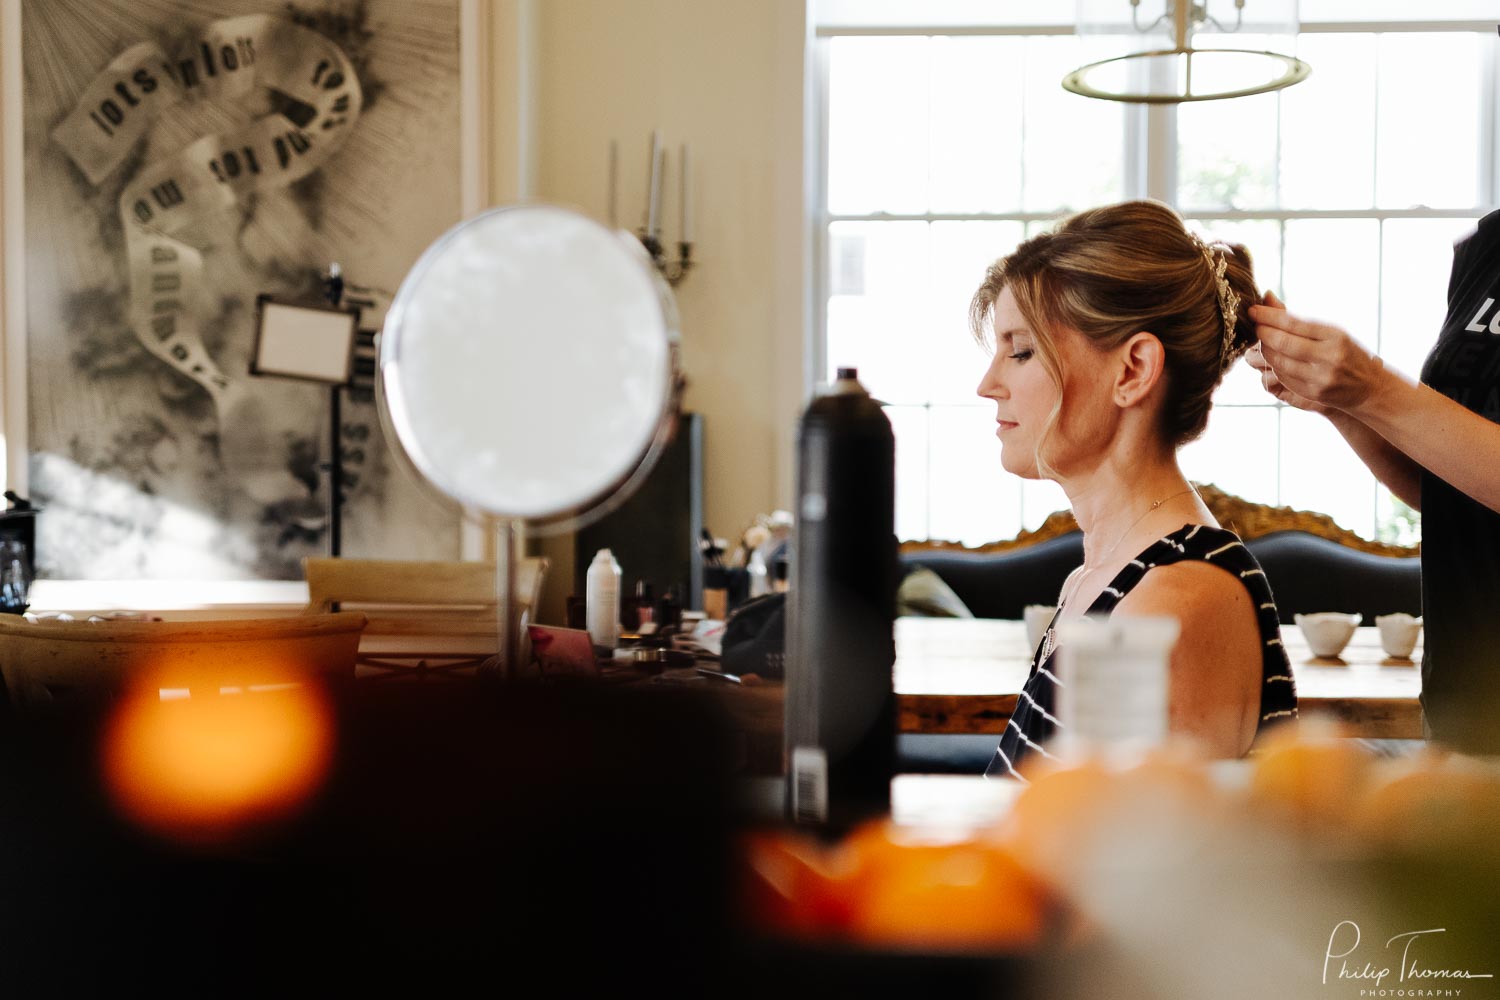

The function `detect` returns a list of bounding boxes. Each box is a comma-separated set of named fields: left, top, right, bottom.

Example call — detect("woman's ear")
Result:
left=1114, top=332, right=1165, bottom=407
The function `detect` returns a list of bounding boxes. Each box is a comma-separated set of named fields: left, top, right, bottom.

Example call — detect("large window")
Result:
left=817, top=15, right=1497, bottom=548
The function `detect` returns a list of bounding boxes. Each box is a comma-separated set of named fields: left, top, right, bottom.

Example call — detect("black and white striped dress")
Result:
left=985, top=523, right=1298, bottom=780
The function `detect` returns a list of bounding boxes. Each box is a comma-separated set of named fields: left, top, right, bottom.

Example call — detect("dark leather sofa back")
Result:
left=1243, top=531, right=1421, bottom=625
left=900, top=529, right=1420, bottom=625
left=901, top=533, right=1083, bottom=620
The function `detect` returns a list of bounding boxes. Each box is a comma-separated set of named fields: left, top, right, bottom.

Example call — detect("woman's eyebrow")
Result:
left=996, top=328, right=1030, bottom=342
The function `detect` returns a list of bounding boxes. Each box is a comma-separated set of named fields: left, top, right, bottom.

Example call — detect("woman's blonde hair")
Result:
left=969, top=199, right=1259, bottom=452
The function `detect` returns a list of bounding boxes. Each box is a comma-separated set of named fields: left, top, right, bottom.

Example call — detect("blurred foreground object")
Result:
left=0, top=682, right=733, bottom=994
left=739, top=735, right=1500, bottom=998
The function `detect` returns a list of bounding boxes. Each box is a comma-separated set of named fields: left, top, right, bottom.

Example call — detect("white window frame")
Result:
left=812, top=16, right=1500, bottom=543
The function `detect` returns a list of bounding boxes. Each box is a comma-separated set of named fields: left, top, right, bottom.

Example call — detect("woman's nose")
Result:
left=976, top=357, right=1005, bottom=399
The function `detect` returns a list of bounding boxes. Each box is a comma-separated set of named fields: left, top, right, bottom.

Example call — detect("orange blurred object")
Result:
left=102, top=685, right=335, bottom=843
left=739, top=828, right=860, bottom=936
left=841, top=819, right=1049, bottom=951
left=1248, top=724, right=1372, bottom=834
left=1002, top=757, right=1117, bottom=878
left=1354, top=754, right=1500, bottom=852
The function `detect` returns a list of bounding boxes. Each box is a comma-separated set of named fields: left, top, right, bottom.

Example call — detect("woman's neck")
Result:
left=1062, top=454, right=1201, bottom=569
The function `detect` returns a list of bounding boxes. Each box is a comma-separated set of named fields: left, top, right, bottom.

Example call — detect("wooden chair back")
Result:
left=302, top=557, right=549, bottom=640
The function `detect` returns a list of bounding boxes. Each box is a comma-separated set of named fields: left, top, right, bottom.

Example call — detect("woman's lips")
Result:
left=996, top=420, right=1019, bottom=435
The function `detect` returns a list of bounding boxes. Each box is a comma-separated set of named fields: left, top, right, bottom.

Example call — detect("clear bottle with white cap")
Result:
left=586, top=548, right=622, bottom=650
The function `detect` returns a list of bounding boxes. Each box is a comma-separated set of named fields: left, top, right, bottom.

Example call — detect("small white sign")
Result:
left=790, top=746, right=828, bottom=824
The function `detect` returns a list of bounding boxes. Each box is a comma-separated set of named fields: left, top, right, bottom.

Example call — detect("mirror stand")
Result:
left=487, top=518, right=524, bottom=682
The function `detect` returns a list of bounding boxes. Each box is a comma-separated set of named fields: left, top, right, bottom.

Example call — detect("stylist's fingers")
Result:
left=1256, top=323, right=1324, bottom=364
left=1248, top=298, right=1338, bottom=346
left=1260, top=368, right=1293, bottom=403
left=1262, top=335, right=1374, bottom=411
left=1243, top=343, right=1268, bottom=372
left=1260, top=368, right=1326, bottom=415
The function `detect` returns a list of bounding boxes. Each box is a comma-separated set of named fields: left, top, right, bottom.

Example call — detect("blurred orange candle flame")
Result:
left=102, top=680, right=335, bottom=844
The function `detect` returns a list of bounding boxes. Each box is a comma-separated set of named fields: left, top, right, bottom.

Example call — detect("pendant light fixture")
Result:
left=1063, top=0, right=1310, bottom=104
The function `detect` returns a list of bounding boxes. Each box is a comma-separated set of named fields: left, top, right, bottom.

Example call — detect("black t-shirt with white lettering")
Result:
left=1418, top=208, right=1500, bottom=752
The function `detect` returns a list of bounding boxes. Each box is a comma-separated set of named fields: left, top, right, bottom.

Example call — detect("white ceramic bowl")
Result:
left=1374, top=613, right=1422, bottom=659
left=1295, top=612, right=1361, bottom=659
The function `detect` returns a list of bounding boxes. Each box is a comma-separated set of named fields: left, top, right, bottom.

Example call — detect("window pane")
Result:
left=1025, top=217, right=1063, bottom=239
left=828, top=37, right=931, bottom=214
left=825, top=221, right=931, bottom=403
left=1280, top=34, right=1376, bottom=209
left=929, top=221, right=1025, bottom=404
left=1215, top=360, right=1271, bottom=408
left=1279, top=407, right=1376, bottom=539
left=1381, top=217, right=1475, bottom=381
left=929, top=37, right=1025, bottom=214
left=1180, top=406, right=1279, bottom=506
left=1375, top=34, right=1481, bottom=209
left=1022, top=37, right=1125, bottom=213
left=1283, top=219, right=1379, bottom=342
left=1375, top=488, right=1421, bottom=548
left=887, top=405, right=932, bottom=541
left=1021, top=478, right=1070, bottom=533
left=928, top=405, right=1021, bottom=545
left=1178, top=40, right=1279, bottom=211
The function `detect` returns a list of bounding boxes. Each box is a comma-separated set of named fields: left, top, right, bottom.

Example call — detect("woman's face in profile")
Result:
left=976, top=286, right=1061, bottom=479
left=977, top=286, right=1117, bottom=481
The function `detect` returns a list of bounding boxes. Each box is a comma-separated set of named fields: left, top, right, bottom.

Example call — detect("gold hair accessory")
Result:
left=1191, top=234, right=1241, bottom=362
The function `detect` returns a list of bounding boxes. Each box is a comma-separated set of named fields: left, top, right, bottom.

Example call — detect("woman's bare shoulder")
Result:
left=1112, top=560, right=1254, bottom=626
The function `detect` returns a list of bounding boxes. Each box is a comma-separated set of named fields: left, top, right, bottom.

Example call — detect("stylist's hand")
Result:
left=1246, top=291, right=1384, bottom=414
left=1244, top=342, right=1328, bottom=414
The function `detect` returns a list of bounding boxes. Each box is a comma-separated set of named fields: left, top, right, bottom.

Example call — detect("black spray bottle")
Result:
left=785, top=367, right=898, bottom=831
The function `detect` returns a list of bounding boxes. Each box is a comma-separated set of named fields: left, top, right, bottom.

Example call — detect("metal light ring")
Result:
left=1062, top=47, right=1312, bottom=104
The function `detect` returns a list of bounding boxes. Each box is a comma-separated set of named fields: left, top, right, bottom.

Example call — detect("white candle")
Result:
left=608, top=139, right=619, bottom=228
left=680, top=142, right=692, bottom=244
left=646, top=130, right=662, bottom=237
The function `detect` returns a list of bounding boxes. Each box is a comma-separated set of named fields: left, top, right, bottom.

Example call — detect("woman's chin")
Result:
left=999, top=452, right=1041, bottom=480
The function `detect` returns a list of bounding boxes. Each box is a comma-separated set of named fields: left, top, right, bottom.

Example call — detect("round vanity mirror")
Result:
left=380, top=204, right=680, bottom=531
left=378, top=204, right=682, bottom=676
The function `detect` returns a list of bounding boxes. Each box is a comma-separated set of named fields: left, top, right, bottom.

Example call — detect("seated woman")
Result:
left=971, top=200, right=1297, bottom=779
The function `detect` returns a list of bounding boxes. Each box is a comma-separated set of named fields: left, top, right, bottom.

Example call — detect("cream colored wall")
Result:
left=519, top=0, right=811, bottom=615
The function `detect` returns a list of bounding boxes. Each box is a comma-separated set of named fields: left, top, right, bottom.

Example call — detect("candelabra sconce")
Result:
left=639, top=234, right=694, bottom=287
left=611, top=131, right=696, bottom=287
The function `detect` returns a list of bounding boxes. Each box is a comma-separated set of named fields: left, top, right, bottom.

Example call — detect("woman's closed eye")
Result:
left=1008, top=349, right=1033, bottom=362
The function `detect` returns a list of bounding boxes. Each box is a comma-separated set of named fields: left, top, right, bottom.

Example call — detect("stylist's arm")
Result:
left=1246, top=290, right=1500, bottom=514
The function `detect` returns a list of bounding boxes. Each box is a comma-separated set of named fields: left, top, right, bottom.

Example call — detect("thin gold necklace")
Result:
left=1059, top=484, right=1201, bottom=611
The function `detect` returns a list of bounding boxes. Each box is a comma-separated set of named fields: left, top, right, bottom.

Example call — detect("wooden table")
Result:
left=356, top=616, right=1424, bottom=740
left=894, top=617, right=1423, bottom=740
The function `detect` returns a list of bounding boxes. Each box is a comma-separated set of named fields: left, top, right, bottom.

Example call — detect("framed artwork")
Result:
left=2, top=0, right=486, bottom=581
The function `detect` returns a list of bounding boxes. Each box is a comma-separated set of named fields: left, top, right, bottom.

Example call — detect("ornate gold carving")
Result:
left=899, top=482, right=1420, bottom=558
